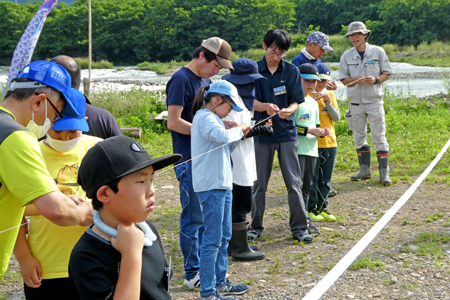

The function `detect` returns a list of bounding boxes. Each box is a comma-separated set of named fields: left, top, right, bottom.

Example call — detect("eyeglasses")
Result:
left=35, top=93, right=63, bottom=122
left=225, top=101, right=234, bottom=111
left=268, top=48, right=286, bottom=58
left=349, top=33, right=363, bottom=38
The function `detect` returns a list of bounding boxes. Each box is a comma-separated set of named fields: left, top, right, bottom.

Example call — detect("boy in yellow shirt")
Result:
left=308, top=63, right=340, bottom=222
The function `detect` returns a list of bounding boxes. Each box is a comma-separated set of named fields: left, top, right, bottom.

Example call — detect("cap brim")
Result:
left=222, top=73, right=266, bottom=85
left=322, top=45, right=334, bottom=52
left=319, top=74, right=332, bottom=81
left=216, top=56, right=234, bottom=71
left=301, top=74, right=321, bottom=81
left=52, top=116, right=89, bottom=132
left=61, top=88, right=84, bottom=117
left=119, top=154, right=182, bottom=179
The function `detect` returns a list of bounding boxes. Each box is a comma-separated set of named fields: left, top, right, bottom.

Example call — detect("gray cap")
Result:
left=344, top=22, right=372, bottom=38
left=307, top=31, right=333, bottom=52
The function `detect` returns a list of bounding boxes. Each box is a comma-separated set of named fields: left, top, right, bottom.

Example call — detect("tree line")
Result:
left=0, top=0, right=449, bottom=64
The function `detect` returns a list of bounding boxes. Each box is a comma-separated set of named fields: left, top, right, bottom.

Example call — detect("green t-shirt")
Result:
left=0, top=107, right=58, bottom=279
left=294, top=95, right=320, bottom=157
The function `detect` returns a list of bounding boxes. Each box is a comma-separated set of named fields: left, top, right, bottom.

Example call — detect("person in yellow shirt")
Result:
left=308, top=63, right=340, bottom=222
left=14, top=97, right=101, bottom=300
left=0, top=61, right=93, bottom=280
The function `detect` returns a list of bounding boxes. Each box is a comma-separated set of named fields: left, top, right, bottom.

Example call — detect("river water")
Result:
left=1, top=62, right=448, bottom=99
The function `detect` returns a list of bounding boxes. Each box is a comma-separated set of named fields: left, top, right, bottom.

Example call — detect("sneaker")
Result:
left=216, top=280, right=249, bottom=296
left=293, top=234, right=314, bottom=244
left=247, top=229, right=260, bottom=241
left=319, top=209, right=337, bottom=222
left=328, top=189, right=337, bottom=197
left=307, top=209, right=325, bottom=221
left=307, top=220, right=321, bottom=236
left=183, top=272, right=201, bottom=290
left=201, top=291, right=238, bottom=300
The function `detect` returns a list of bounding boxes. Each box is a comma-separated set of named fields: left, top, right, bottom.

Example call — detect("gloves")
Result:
left=242, top=125, right=274, bottom=139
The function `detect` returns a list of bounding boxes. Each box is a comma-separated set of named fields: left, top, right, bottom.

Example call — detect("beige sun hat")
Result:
left=344, top=22, right=372, bottom=38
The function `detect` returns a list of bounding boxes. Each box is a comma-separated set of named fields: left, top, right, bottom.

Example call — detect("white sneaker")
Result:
left=183, top=272, right=201, bottom=290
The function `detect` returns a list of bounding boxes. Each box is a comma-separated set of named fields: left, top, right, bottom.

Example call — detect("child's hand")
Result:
left=308, top=128, right=326, bottom=137
left=323, top=127, right=331, bottom=137
left=264, top=119, right=272, bottom=127
left=223, top=120, right=238, bottom=129
left=237, top=125, right=251, bottom=135
left=322, top=93, right=331, bottom=104
left=326, top=81, right=338, bottom=90
left=19, top=255, right=42, bottom=288
left=111, top=224, right=145, bottom=256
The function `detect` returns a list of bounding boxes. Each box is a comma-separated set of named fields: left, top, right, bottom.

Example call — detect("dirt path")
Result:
left=2, top=170, right=450, bottom=300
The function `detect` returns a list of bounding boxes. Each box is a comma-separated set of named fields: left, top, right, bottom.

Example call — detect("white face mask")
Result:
left=46, top=134, right=82, bottom=152
left=26, top=99, right=52, bottom=139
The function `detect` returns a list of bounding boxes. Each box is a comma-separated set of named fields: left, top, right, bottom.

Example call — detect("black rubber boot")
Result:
left=227, top=222, right=265, bottom=261
left=351, top=146, right=372, bottom=181
left=377, top=151, right=392, bottom=186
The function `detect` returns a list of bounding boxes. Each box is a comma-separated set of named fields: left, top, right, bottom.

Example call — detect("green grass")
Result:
left=74, top=57, right=114, bottom=69
left=349, top=255, right=386, bottom=270
left=137, top=60, right=186, bottom=73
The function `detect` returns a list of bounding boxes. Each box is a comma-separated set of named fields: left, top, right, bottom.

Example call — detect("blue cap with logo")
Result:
left=299, top=63, right=321, bottom=81
left=9, top=61, right=82, bottom=117
left=316, top=63, right=332, bottom=81
left=207, top=80, right=244, bottom=112
left=51, top=89, right=89, bottom=132
left=307, top=31, right=334, bottom=52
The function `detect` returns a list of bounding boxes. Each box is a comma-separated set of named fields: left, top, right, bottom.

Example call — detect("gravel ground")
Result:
left=2, top=169, right=450, bottom=300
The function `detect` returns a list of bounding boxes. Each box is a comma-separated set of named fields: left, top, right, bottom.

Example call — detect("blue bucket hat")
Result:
left=51, top=89, right=89, bottom=132
left=9, top=61, right=81, bottom=117
left=316, top=63, right=332, bottom=81
left=207, top=80, right=244, bottom=112
left=307, top=31, right=334, bottom=52
left=299, top=63, right=321, bottom=81
left=222, top=58, right=266, bottom=85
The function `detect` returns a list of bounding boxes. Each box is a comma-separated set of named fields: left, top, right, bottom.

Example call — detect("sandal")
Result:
left=247, top=230, right=260, bottom=241
left=295, top=234, right=313, bottom=244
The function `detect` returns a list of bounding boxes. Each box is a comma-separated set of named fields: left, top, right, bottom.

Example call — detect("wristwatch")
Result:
left=375, top=77, right=380, bottom=84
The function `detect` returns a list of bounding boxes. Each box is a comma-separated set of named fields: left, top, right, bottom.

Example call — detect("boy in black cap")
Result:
left=69, top=136, right=181, bottom=300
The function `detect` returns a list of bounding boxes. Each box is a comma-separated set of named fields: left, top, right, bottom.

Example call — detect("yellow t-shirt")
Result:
left=0, top=107, right=58, bottom=280
left=311, top=91, right=339, bottom=148
left=27, top=134, right=102, bottom=279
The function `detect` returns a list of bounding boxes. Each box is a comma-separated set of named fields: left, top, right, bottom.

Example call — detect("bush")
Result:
left=382, top=44, right=398, bottom=55
left=75, top=57, right=114, bottom=69
left=236, top=48, right=266, bottom=61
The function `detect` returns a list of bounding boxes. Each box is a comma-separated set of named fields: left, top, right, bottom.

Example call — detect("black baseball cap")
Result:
left=299, top=63, right=321, bottom=81
left=78, top=136, right=182, bottom=199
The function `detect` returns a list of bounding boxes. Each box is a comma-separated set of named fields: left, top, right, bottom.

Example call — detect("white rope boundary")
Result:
left=302, top=138, right=450, bottom=300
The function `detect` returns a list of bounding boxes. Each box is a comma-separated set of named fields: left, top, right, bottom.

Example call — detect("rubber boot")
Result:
left=228, top=222, right=266, bottom=261
left=351, top=146, right=372, bottom=181
left=377, top=151, right=392, bottom=186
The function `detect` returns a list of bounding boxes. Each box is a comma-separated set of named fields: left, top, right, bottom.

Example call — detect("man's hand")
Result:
left=77, top=201, right=93, bottom=226
left=267, top=104, right=280, bottom=116
left=278, top=108, right=292, bottom=119
left=111, top=224, right=145, bottom=256
left=356, top=76, right=366, bottom=85
left=223, top=120, right=238, bottom=129
left=365, top=76, right=377, bottom=85
left=326, top=81, right=338, bottom=90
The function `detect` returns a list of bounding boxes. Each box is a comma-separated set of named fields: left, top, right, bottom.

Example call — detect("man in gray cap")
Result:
left=338, top=21, right=394, bottom=186
left=292, top=31, right=337, bottom=90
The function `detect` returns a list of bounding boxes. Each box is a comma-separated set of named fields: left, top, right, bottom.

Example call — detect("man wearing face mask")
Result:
left=14, top=95, right=102, bottom=299
left=0, top=60, right=93, bottom=280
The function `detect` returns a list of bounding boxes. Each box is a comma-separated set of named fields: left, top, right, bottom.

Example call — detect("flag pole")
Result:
left=88, top=0, right=92, bottom=96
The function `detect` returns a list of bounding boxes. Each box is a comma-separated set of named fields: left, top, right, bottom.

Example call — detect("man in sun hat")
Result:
left=339, top=21, right=394, bottom=186
left=222, top=58, right=270, bottom=262
left=166, top=37, right=234, bottom=289
left=292, top=31, right=338, bottom=90
left=0, top=60, right=93, bottom=279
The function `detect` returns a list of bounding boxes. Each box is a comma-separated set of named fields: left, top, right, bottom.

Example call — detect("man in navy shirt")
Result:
left=166, top=37, right=234, bottom=290
left=250, top=29, right=313, bottom=243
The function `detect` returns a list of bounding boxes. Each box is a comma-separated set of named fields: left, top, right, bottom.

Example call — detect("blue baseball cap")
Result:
left=222, top=58, right=266, bottom=85
left=51, top=89, right=89, bottom=132
left=207, top=80, right=243, bottom=112
left=299, top=63, right=321, bottom=81
left=317, top=63, right=332, bottom=81
left=9, top=61, right=81, bottom=117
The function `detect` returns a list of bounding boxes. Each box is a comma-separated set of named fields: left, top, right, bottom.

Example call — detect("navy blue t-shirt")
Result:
left=166, top=67, right=211, bottom=163
left=292, top=52, right=322, bottom=67
left=254, top=58, right=305, bottom=143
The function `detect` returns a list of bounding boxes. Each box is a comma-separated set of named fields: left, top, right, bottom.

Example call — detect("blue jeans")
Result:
left=197, top=189, right=232, bottom=297
left=309, top=147, right=337, bottom=211
left=175, top=161, right=204, bottom=279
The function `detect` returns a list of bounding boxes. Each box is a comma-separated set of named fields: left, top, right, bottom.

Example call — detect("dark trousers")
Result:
left=232, top=184, right=252, bottom=223
left=309, top=147, right=337, bottom=211
left=298, top=155, right=317, bottom=209
left=24, top=278, right=79, bottom=300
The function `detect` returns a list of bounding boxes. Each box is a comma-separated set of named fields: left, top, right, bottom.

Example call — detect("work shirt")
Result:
left=0, top=107, right=58, bottom=279
left=339, top=43, right=393, bottom=103
left=254, top=58, right=305, bottom=143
